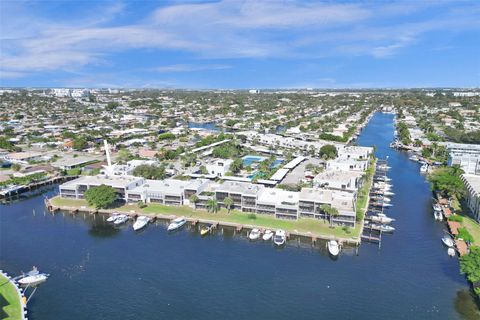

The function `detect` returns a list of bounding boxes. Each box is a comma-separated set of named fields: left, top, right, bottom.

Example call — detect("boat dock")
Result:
left=0, top=176, right=76, bottom=200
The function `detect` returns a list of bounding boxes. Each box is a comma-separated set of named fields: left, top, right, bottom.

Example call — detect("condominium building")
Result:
left=461, top=174, right=480, bottom=223
left=446, top=142, right=480, bottom=175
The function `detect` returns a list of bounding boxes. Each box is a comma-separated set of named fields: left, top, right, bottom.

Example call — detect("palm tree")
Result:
left=321, top=204, right=339, bottom=226
left=206, top=199, right=219, bottom=213
left=189, top=194, right=199, bottom=210
left=223, top=197, right=233, bottom=214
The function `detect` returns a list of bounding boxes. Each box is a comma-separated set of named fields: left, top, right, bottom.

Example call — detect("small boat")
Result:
left=262, top=230, right=273, bottom=241
left=200, top=224, right=213, bottom=236
left=420, top=164, right=428, bottom=174
left=434, top=210, right=443, bottom=221
left=106, top=213, right=120, bottom=222
left=327, top=240, right=340, bottom=256
left=133, top=216, right=150, bottom=231
left=409, top=155, right=419, bottom=161
left=441, top=235, right=454, bottom=248
left=367, top=223, right=395, bottom=232
left=384, top=191, right=395, bottom=196
left=448, top=248, right=456, bottom=257
left=114, top=214, right=129, bottom=225
left=167, top=217, right=187, bottom=231
left=370, top=214, right=395, bottom=224
left=248, top=228, right=261, bottom=240
left=377, top=164, right=391, bottom=171
left=18, top=273, right=48, bottom=286
left=273, top=230, right=286, bottom=246
left=432, top=203, right=442, bottom=212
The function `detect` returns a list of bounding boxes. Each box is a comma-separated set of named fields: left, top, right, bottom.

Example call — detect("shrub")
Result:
left=448, top=215, right=463, bottom=222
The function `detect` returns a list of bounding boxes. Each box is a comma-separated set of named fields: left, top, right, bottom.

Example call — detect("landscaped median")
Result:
left=49, top=196, right=362, bottom=242
left=0, top=272, right=22, bottom=320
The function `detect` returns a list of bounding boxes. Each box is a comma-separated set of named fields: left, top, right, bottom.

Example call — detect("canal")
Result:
left=1, top=113, right=479, bottom=319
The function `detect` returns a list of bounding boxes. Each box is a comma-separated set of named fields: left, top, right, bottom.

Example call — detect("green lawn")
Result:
left=355, top=158, right=376, bottom=220
left=0, top=274, right=22, bottom=320
left=460, top=215, right=480, bottom=244
left=50, top=197, right=361, bottom=240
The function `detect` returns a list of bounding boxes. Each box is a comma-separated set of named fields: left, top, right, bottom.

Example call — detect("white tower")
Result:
left=102, top=139, right=116, bottom=175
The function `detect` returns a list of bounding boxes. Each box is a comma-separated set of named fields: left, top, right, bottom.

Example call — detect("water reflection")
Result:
left=455, top=289, right=480, bottom=320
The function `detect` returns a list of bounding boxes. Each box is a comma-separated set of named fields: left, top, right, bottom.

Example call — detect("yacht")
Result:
left=114, top=214, right=129, bottom=225
left=106, top=213, right=120, bottom=222
left=18, top=268, right=49, bottom=287
left=327, top=240, right=340, bottom=256
left=262, top=230, right=273, bottom=241
left=448, top=248, right=456, bottom=257
left=133, top=216, right=150, bottom=231
left=434, top=210, right=443, bottom=221
left=432, top=203, right=442, bottom=212
left=409, top=155, right=419, bottom=162
left=441, top=235, right=454, bottom=248
left=273, top=230, right=286, bottom=246
left=167, top=217, right=187, bottom=231
left=368, top=223, right=395, bottom=232
left=248, top=228, right=261, bottom=240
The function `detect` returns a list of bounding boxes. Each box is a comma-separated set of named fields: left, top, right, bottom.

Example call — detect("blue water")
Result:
left=242, top=155, right=283, bottom=168
left=188, top=122, right=220, bottom=131
left=1, top=113, right=479, bottom=319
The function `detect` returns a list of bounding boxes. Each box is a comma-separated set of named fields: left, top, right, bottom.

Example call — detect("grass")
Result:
left=50, top=197, right=361, bottom=240
left=355, top=157, right=376, bottom=221
left=459, top=215, right=480, bottom=244
left=0, top=273, right=22, bottom=320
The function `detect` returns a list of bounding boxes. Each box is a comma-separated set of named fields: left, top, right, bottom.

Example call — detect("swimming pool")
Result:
left=242, top=155, right=266, bottom=167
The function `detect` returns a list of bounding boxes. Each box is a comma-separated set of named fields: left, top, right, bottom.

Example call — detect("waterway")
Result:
left=1, top=113, right=479, bottom=319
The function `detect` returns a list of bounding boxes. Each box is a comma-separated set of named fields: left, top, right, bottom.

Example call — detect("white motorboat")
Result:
left=420, top=164, right=428, bottom=174
left=273, top=230, right=286, bottom=246
left=327, top=240, right=340, bottom=256
left=448, top=248, right=456, bottom=257
left=370, top=214, right=395, bottom=224
left=384, top=191, right=395, bottom=196
left=441, top=235, right=454, bottom=248
left=18, top=273, right=48, bottom=286
left=262, top=230, right=273, bottom=241
left=368, top=223, right=395, bottom=232
left=432, top=203, right=442, bottom=212
left=167, top=217, right=187, bottom=231
left=248, top=228, right=261, bottom=240
left=113, top=214, right=129, bottom=225
left=106, top=213, right=120, bottom=222
left=434, top=210, right=443, bottom=221
left=133, top=216, right=150, bottom=231
left=377, top=165, right=391, bottom=171
left=409, top=155, right=419, bottom=161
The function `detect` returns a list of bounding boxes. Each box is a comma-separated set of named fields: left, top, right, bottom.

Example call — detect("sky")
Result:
left=1, top=0, right=479, bottom=89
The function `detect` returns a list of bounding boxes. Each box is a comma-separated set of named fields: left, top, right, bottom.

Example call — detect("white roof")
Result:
left=270, top=168, right=289, bottom=181
left=284, top=156, right=306, bottom=169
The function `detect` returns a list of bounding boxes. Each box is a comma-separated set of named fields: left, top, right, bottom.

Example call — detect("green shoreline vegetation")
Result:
left=0, top=273, right=22, bottom=320
left=50, top=197, right=362, bottom=241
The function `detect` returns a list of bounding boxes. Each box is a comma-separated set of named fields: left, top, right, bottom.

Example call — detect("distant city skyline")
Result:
left=1, top=0, right=479, bottom=88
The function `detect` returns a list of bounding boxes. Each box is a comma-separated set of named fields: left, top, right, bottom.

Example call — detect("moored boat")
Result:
left=133, top=216, right=150, bottom=231
left=248, top=228, right=261, bottom=240
left=273, top=230, right=286, bottom=246
left=420, top=164, right=428, bottom=174
left=262, top=230, right=273, bottom=241
left=114, top=214, right=129, bottom=225
left=18, top=273, right=48, bottom=286
left=441, top=235, right=454, bottom=248
left=327, top=240, right=340, bottom=256
left=200, top=224, right=213, bottom=236
left=106, top=213, right=120, bottom=222
left=168, top=217, right=187, bottom=231
left=370, top=213, right=395, bottom=224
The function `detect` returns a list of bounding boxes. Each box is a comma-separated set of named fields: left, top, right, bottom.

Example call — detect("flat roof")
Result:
left=283, top=156, right=306, bottom=169
left=462, top=174, right=480, bottom=195
left=216, top=181, right=264, bottom=196
left=270, top=168, right=289, bottom=181
left=52, top=155, right=98, bottom=168
left=61, top=175, right=143, bottom=189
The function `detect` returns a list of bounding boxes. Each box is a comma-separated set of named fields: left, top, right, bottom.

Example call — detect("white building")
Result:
left=461, top=174, right=480, bottom=223
left=206, top=159, right=233, bottom=177
left=445, top=142, right=480, bottom=175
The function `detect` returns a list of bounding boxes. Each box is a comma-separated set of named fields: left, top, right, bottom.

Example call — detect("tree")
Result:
left=84, top=185, right=117, bottom=209
left=460, top=246, right=480, bottom=297
left=223, top=197, right=233, bottom=213
left=73, top=137, right=88, bottom=150
left=319, top=144, right=338, bottom=160
left=230, top=158, right=243, bottom=174
left=206, top=199, right=219, bottom=213
left=133, top=164, right=166, bottom=180
left=116, top=149, right=132, bottom=164
left=11, top=163, right=21, bottom=171
left=321, top=204, right=339, bottom=226
left=428, top=166, right=465, bottom=199
left=189, top=194, right=199, bottom=210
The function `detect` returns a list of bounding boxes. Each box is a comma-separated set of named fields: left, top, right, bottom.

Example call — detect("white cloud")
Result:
left=153, top=64, right=231, bottom=73
left=1, top=0, right=479, bottom=79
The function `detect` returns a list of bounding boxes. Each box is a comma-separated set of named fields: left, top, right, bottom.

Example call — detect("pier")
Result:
left=0, top=271, right=27, bottom=320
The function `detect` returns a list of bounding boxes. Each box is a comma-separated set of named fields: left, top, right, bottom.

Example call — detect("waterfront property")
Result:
left=58, top=174, right=359, bottom=227
left=446, top=142, right=480, bottom=175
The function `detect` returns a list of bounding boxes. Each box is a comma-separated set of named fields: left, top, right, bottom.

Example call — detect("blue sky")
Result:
left=1, top=0, right=479, bottom=88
